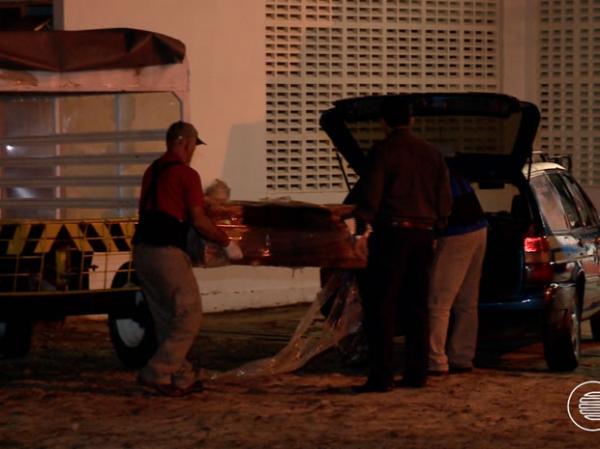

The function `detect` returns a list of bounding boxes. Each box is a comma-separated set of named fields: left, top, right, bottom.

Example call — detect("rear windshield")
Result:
left=530, top=173, right=569, bottom=233
left=345, top=112, right=523, bottom=159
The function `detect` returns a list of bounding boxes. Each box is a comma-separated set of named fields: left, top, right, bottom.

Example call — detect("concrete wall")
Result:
left=499, top=0, right=600, bottom=211
left=500, top=0, right=540, bottom=105
left=54, top=0, right=320, bottom=312
left=55, top=0, right=266, bottom=200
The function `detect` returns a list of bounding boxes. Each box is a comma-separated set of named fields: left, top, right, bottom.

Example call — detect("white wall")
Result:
left=500, top=0, right=540, bottom=105
left=55, top=0, right=266, bottom=200
left=499, top=0, right=600, bottom=210
left=54, top=0, right=320, bottom=312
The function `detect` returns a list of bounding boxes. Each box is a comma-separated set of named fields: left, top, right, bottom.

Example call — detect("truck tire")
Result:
left=591, top=312, right=600, bottom=342
left=0, top=319, right=32, bottom=358
left=542, top=299, right=580, bottom=372
left=108, top=270, right=157, bottom=369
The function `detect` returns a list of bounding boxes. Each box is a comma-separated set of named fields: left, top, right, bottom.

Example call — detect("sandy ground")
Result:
left=1, top=304, right=600, bottom=449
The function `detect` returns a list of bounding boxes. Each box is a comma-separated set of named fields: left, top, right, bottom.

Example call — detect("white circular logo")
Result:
left=567, top=381, right=600, bottom=432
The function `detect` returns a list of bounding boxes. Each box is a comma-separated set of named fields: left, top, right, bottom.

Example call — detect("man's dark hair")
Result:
left=380, top=96, right=412, bottom=128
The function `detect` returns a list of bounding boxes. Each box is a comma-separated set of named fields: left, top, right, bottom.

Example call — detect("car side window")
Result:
left=530, top=173, right=570, bottom=232
left=547, top=172, right=583, bottom=229
left=561, top=174, right=600, bottom=227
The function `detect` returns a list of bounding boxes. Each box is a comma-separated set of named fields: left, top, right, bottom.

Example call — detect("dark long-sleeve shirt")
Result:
left=353, top=127, right=452, bottom=229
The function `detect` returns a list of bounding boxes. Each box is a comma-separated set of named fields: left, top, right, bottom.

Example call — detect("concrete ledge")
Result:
left=194, top=265, right=320, bottom=313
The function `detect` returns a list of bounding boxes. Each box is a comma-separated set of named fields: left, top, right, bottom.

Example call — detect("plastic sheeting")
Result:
left=207, top=269, right=363, bottom=380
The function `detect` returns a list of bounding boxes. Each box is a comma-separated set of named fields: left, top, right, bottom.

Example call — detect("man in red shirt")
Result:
left=133, top=121, right=243, bottom=396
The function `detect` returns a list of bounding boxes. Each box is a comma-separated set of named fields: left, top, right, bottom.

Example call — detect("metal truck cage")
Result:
left=0, top=29, right=190, bottom=362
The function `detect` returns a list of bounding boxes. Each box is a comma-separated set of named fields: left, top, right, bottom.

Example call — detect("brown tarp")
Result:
left=0, top=28, right=185, bottom=72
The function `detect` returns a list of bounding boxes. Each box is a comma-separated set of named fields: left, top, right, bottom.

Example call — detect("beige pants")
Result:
left=133, top=244, right=202, bottom=389
left=428, top=227, right=487, bottom=371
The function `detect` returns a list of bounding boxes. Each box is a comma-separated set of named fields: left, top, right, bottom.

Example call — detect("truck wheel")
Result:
left=543, top=300, right=580, bottom=372
left=591, top=312, right=600, bottom=342
left=0, top=319, right=32, bottom=358
left=108, top=270, right=157, bottom=369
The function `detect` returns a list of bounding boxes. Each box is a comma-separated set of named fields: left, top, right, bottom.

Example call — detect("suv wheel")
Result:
left=542, top=297, right=580, bottom=372
left=0, top=319, right=32, bottom=358
left=107, top=269, right=157, bottom=369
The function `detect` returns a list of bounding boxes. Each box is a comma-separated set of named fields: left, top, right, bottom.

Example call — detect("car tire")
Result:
left=542, top=299, right=580, bottom=372
left=107, top=269, right=157, bottom=369
left=591, top=312, right=600, bottom=342
left=0, top=319, right=32, bottom=358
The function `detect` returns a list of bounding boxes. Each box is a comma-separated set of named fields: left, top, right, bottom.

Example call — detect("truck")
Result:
left=0, top=28, right=362, bottom=368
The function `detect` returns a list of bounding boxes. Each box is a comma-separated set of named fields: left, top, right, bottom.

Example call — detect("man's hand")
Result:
left=354, top=235, right=369, bottom=260
left=224, top=240, right=244, bottom=260
left=353, top=224, right=372, bottom=260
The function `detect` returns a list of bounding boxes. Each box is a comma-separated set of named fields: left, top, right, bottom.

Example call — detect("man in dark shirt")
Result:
left=353, top=96, right=452, bottom=392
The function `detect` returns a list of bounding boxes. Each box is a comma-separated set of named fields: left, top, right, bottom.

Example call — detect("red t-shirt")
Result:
left=139, top=152, right=205, bottom=221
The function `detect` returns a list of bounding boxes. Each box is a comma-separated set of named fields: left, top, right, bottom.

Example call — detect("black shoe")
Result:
left=449, top=365, right=473, bottom=374
left=395, top=377, right=427, bottom=388
left=352, top=379, right=394, bottom=394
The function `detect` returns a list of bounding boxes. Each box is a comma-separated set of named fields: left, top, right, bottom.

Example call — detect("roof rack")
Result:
left=531, top=151, right=572, bottom=172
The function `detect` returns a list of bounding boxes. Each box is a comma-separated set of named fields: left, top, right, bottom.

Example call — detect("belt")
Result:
left=386, top=220, right=434, bottom=231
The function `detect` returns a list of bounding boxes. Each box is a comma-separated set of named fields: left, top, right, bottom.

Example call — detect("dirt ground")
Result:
left=1, top=304, right=600, bottom=449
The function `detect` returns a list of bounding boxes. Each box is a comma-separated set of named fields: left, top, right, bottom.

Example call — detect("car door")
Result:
left=547, top=171, right=600, bottom=319
left=556, top=173, right=600, bottom=318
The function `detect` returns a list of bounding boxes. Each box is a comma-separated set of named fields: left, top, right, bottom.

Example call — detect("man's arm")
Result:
left=189, top=205, right=230, bottom=247
left=189, top=205, right=243, bottom=260
left=183, top=169, right=242, bottom=260
left=352, top=143, right=386, bottom=226
left=436, top=161, right=453, bottom=225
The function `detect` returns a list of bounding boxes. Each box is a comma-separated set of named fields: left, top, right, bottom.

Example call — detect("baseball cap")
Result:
left=166, top=121, right=205, bottom=145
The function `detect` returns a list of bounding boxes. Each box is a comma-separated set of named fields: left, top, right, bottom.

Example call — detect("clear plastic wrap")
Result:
left=207, top=269, right=363, bottom=380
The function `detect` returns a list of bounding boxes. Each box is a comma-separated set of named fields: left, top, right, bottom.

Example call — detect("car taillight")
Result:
left=524, top=235, right=553, bottom=283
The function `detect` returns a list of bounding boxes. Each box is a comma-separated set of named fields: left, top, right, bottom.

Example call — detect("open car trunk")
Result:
left=320, top=93, right=541, bottom=302
left=475, top=179, right=535, bottom=302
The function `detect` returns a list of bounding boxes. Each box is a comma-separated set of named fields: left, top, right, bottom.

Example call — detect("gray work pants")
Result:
left=428, top=227, right=487, bottom=371
left=133, top=244, right=202, bottom=388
